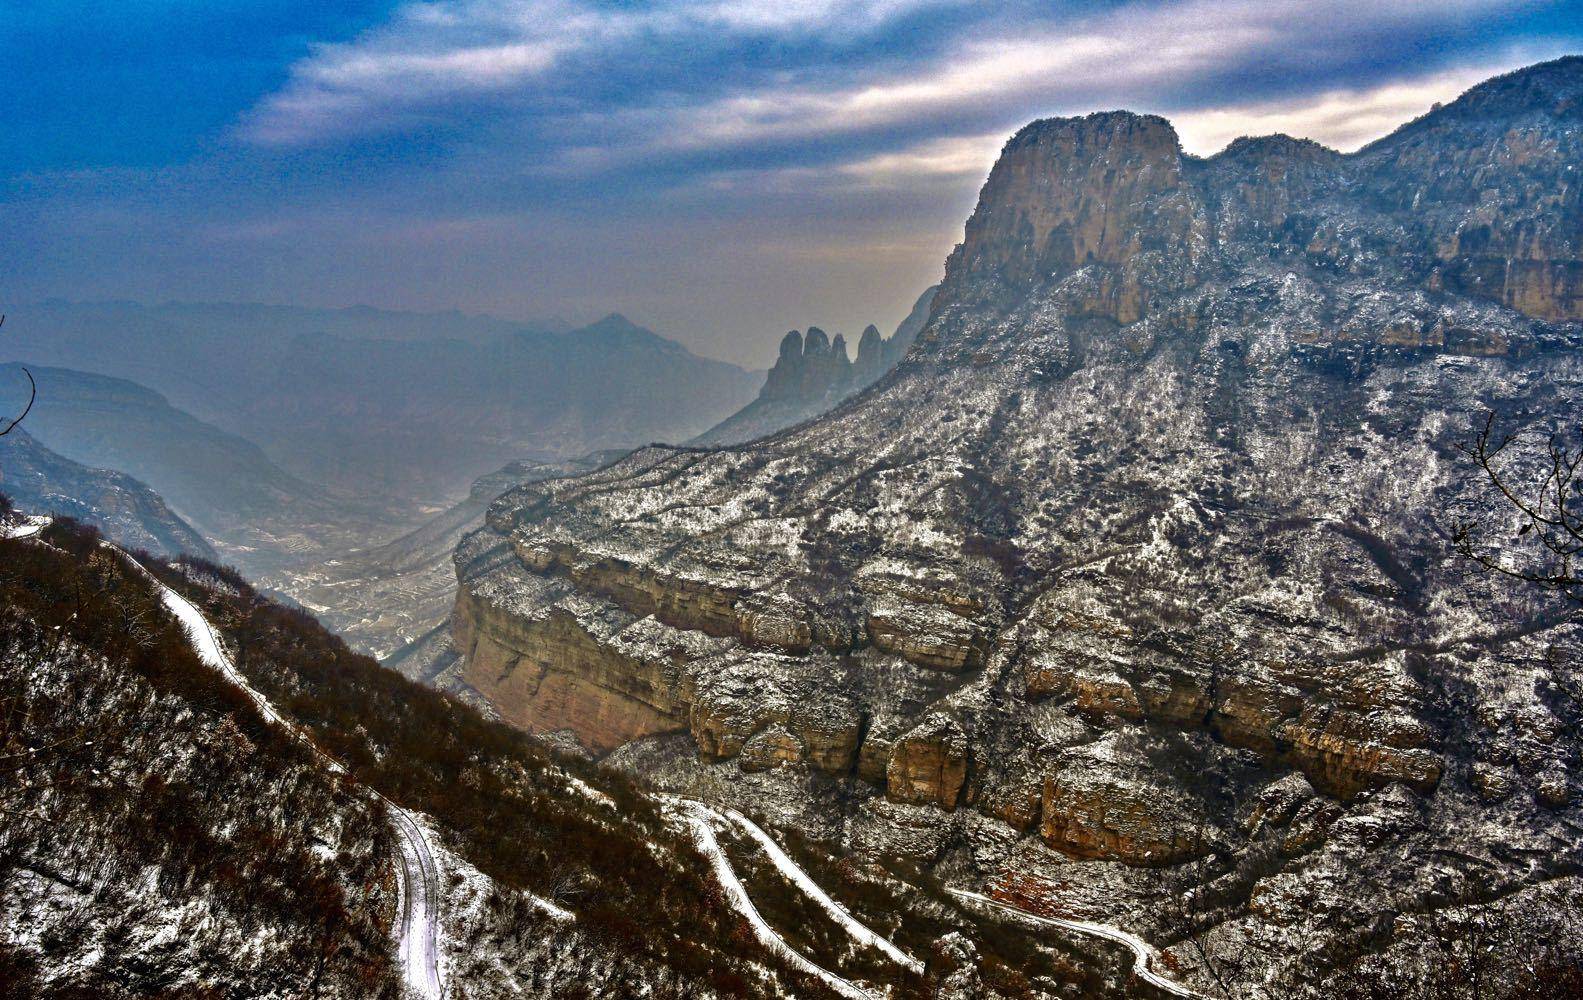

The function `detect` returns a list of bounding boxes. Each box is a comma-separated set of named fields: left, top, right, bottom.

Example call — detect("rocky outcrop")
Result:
left=885, top=713, right=969, bottom=809
left=1039, top=735, right=1211, bottom=866
left=687, top=672, right=864, bottom=775
left=866, top=600, right=987, bottom=671
left=1366, top=58, right=1583, bottom=323
left=949, top=112, right=1199, bottom=321
left=454, top=58, right=1583, bottom=994
left=737, top=724, right=806, bottom=773
left=692, top=285, right=938, bottom=446
left=760, top=326, right=852, bottom=403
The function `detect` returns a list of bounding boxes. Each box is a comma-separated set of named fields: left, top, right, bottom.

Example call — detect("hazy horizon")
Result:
left=5, top=1, right=1579, bottom=367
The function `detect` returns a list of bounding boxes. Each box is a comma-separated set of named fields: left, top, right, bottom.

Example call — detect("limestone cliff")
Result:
left=455, top=58, right=1583, bottom=996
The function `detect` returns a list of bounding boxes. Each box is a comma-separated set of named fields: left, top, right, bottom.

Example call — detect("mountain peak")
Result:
left=1364, top=54, right=1582, bottom=153
left=1211, top=132, right=1340, bottom=162
left=572, top=313, right=689, bottom=355
left=1436, top=53, right=1583, bottom=120
left=943, top=108, right=1194, bottom=311
left=458, top=60, right=1583, bottom=997
left=933, top=56, right=1582, bottom=332
left=1007, top=109, right=1179, bottom=152
left=582, top=312, right=647, bottom=335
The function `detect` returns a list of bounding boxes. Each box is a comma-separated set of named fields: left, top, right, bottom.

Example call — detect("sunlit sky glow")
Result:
left=3, top=0, right=1578, bottom=366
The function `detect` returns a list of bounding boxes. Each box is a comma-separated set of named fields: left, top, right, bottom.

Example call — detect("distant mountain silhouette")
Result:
left=0, top=301, right=761, bottom=501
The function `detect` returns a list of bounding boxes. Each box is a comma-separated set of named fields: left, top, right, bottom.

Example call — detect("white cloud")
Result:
left=623, top=0, right=1529, bottom=159
left=1170, top=65, right=1504, bottom=154
left=693, top=0, right=957, bottom=32
left=238, top=0, right=1546, bottom=176
left=705, top=61, right=1517, bottom=196
left=837, top=132, right=1005, bottom=182
left=241, top=0, right=606, bottom=144
left=240, top=0, right=956, bottom=144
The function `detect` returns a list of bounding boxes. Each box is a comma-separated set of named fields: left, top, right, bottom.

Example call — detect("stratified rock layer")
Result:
left=455, top=57, right=1583, bottom=996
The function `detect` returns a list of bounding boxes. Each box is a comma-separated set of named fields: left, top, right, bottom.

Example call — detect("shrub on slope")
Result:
left=0, top=519, right=397, bottom=999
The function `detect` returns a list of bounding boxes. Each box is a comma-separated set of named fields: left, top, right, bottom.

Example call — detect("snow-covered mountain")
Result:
left=4, top=513, right=1126, bottom=998
left=452, top=58, right=1583, bottom=995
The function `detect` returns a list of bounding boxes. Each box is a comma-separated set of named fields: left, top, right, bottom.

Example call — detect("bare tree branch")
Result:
left=0, top=316, right=38, bottom=437
left=1452, top=411, right=1583, bottom=605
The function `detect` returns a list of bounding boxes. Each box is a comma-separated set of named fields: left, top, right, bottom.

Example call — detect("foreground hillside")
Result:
left=0, top=515, right=395, bottom=997
left=454, top=58, right=1583, bottom=995
left=3, top=507, right=1148, bottom=998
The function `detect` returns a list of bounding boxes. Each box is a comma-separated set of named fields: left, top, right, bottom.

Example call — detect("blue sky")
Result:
left=3, top=0, right=1579, bottom=366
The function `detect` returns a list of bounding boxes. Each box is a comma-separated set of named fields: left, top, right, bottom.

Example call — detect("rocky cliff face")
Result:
left=693, top=286, right=937, bottom=445
left=455, top=58, right=1583, bottom=993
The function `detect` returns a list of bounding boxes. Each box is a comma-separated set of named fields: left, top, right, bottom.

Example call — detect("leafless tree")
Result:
left=1451, top=412, right=1581, bottom=606
left=0, top=316, right=36, bottom=438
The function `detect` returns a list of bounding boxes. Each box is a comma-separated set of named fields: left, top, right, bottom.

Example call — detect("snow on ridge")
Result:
left=1, top=514, right=51, bottom=539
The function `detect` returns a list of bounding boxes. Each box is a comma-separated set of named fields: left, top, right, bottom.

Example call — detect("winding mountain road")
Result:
left=720, top=805, right=924, bottom=975
left=948, top=888, right=1210, bottom=999
left=120, top=542, right=444, bottom=1000
left=667, top=797, right=876, bottom=1000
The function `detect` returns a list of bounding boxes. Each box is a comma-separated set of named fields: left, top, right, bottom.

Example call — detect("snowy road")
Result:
left=668, top=797, right=875, bottom=999
left=388, top=808, right=443, bottom=1000
left=721, top=806, right=923, bottom=975
left=116, top=544, right=444, bottom=1000
left=948, top=889, right=1210, bottom=999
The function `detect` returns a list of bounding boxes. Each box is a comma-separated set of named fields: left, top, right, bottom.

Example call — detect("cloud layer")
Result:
left=244, top=0, right=1554, bottom=161
left=4, top=0, right=1578, bottom=365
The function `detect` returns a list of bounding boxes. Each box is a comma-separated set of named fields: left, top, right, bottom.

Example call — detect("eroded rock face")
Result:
left=1039, top=734, right=1212, bottom=866
left=951, top=111, right=1200, bottom=322
left=738, top=724, right=807, bottom=773
left=453, top=57, right=1583, bottom=995
left=867, top=600, right=986, bottom=672
left=452, top=568, right=691, bottom=753
left=886, top=713, right=969, bottom=809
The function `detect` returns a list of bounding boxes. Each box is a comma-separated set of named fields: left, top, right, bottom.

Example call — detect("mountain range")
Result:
left=0, top=363, right=353, bottom=556
left=450, top=56, right=1583, bottom=996
left=0, top=426, right=215, bottom=560
left=5, top=51, right=1583, bottom=1000
left=0, top=303, right=761, bottom=503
